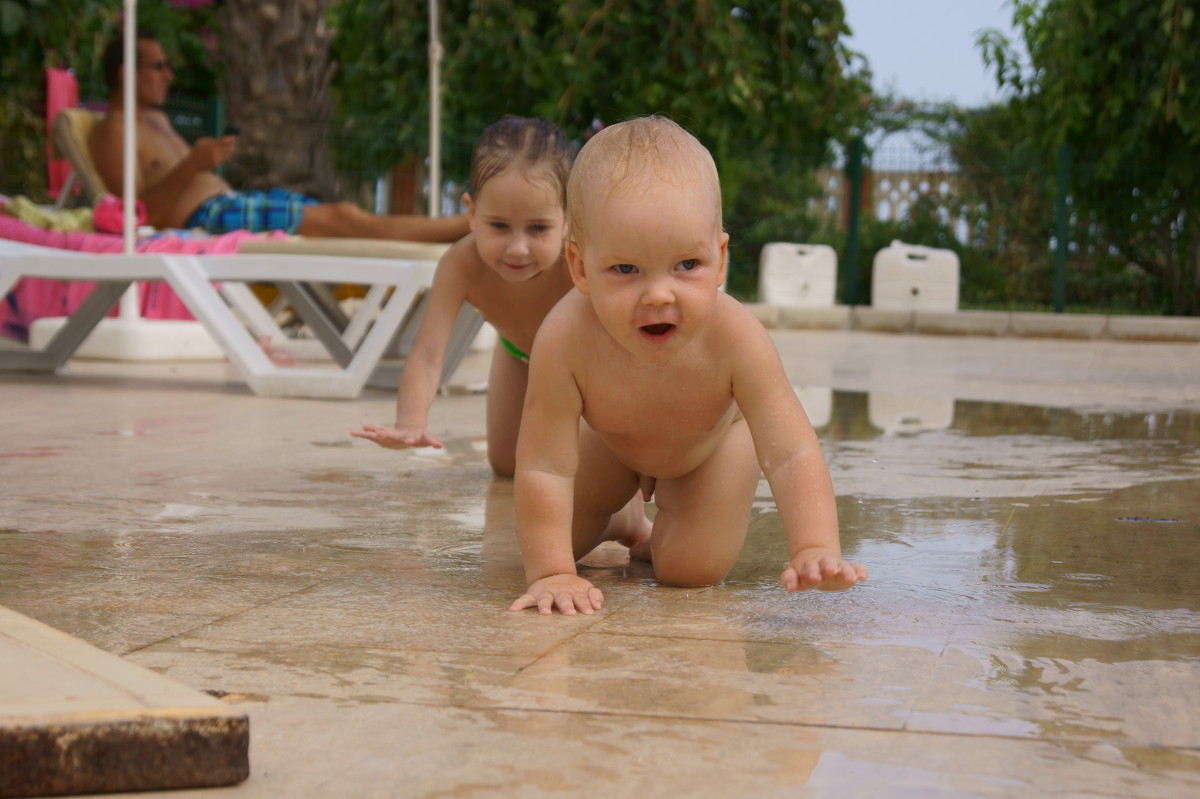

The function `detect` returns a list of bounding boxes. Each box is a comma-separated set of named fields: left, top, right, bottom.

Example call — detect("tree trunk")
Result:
left=218, top=0, right=337, bottom=200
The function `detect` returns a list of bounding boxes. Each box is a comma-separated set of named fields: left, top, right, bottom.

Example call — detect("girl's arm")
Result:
left=351, top=239, right=473, bottom=449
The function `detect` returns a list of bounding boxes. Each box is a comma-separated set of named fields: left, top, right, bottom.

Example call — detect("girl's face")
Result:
left=466, top=169, right=566, bottom=283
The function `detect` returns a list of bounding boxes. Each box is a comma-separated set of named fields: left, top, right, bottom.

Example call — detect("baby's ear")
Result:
left=463, top=192, right=476, bottom=230
left=565, top=239, right=590, bottom=295
left=716, top=230, right=730, bottom=286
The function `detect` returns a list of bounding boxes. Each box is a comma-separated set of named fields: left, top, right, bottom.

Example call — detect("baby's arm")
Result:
left=508, top=308, right=602, bottom=615
left=731, top=313, right=867, bottom=592
left=351, top=240, right=472, bottom=449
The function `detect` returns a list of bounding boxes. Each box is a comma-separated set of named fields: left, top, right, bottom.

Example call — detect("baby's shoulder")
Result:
left=712, top=292, right=771, bottom=337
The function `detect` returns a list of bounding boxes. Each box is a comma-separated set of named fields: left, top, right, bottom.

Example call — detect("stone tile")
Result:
left=468, top=632, right=932, bottom=730
left=119, top=701, right=1200, bottom=799
left=909, top=641, right=1200, bottom=747
left=3, top=331, right=1200, bottom=798
left=853, top=307, right=913, bottom=333
left=1108, top=315, right=1200, bottom=342
left=1009, top=311, right=1109, bottom=339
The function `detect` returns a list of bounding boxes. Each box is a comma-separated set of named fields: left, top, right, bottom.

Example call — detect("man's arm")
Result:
left=133, top=136, right=234, bottom=228
left=89, top=112, right=234, bottom=229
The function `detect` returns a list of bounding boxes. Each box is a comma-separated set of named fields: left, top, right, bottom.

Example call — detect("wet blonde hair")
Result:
left=567, top=116, right=722, bottom=243
left=469, top=116, right=573, bottom=206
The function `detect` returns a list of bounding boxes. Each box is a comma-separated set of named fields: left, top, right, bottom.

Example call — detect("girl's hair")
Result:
left=469, top=116, right=573, bottom=206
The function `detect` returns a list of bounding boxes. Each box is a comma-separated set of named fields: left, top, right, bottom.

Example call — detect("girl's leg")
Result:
left=485, top=342, right=529, bottom=477
left=649, top=418, right=760, bottom=586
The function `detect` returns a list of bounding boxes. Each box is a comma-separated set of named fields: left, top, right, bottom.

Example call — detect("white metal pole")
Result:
left=428, top=0, right=442, bottom=217
left=119, top=0, right=139, bottom=318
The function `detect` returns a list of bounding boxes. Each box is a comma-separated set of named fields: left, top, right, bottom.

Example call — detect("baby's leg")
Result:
left=650, top=418, right=760, bottom=586
left=571, top=423, right=650, bottom=559
left=485, top=342, right=529, bottom=477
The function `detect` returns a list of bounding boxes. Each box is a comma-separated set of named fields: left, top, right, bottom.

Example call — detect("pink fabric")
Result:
left=44, top=68, right=79, bottom=200
left=0, top=215, right=288, bottom=341
left=92, top=194, right=148, bottom=233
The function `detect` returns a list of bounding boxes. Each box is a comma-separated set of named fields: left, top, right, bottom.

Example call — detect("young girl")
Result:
left=351, top=117, right=575, bottom=476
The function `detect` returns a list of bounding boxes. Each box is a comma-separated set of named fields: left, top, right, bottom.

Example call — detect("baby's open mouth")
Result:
left=640, top=323, right=675, bottom=336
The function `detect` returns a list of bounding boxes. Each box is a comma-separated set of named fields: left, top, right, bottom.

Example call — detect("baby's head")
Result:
left=567, top=116, right=722, bottom=248
left=470, top=116, right=573, bottom=206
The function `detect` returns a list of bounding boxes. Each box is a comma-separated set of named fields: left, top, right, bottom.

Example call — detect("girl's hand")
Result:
left=781, top=548, right=867, bottom=592
left=350, top=423, right=443, bottom=450
left=510, top=574, right=603, bottom=616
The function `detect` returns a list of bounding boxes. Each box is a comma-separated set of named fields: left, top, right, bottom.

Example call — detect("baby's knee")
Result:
left=652, top=559, right=731, bottom=588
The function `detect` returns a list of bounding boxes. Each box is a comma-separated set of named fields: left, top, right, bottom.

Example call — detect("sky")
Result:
left=841, top=0, right=1020, bottom=107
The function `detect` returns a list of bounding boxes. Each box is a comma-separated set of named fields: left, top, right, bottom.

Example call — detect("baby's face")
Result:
left=468, top=169, right=566, bottom=283
left=569, top=176, right=727, bottom=362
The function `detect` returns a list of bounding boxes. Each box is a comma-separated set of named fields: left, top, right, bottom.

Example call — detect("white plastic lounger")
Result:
left=0, top=242, right=480, bottom=399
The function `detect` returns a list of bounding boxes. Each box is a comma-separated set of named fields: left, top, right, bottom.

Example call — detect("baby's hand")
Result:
left=509, top=574, right=603, bottom=616
left=781, top=548, right=867, bottom=592
left=350, top=423, right=443, bottom=450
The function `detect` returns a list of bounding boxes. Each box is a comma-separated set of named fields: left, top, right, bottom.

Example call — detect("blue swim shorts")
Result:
left=184, top=188, right=319, bottom=234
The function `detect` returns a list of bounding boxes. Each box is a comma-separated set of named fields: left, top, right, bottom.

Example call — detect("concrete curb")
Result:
left=745, top=304, right=1200, bottom=343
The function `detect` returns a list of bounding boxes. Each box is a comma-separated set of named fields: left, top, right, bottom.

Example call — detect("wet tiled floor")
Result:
left=1, top=330, right=1198, bottom=797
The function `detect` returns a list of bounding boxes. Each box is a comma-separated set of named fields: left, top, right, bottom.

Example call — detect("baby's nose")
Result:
left=640, top=276, right=674, bottom=304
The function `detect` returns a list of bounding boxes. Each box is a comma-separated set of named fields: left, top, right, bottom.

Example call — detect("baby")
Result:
left=510, top=116, right=867, bottom=615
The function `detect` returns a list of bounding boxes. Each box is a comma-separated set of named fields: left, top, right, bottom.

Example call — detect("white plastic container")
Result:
left=757, top=243, right=837, bottom=308
left=870, top=240, right=959, bottom=312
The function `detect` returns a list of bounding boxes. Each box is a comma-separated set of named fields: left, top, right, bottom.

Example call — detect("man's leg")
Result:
left=296, top=201, right=468, bottom=242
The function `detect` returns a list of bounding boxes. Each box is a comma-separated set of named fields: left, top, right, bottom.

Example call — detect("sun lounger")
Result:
left=3, top=111, right=484, bottom=398
left=0, top=238, right=478, bottom=399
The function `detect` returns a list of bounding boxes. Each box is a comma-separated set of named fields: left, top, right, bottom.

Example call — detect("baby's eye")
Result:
left=678, top=259, right=699, bottom=271
left=529, top=224, right=550, bottom=234
left=489, top=221, right=509, bottom=231
left=613, top=263, right=637, bottom=275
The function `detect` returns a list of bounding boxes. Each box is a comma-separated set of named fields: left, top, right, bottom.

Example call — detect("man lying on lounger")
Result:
left=90, top=31, right=469, bottom=242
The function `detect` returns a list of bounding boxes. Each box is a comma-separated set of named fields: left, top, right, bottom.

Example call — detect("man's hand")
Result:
left=781, top=547, right=867, bottom=592
left=510, top=574, right=603, bottom=616
left=350, top=423, right=443, bottom=450
left=189, top=135, right=237, bottom=171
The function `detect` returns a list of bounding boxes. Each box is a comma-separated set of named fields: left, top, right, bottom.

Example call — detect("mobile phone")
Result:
left=223, top=124, right=240, bottom=136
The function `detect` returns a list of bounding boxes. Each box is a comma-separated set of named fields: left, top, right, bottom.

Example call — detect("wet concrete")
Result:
left=0, top=330, right=1198, bottom=797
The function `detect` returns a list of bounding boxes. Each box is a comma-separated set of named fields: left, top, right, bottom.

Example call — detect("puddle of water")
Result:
left=3, top=390, right=1197, bottom=750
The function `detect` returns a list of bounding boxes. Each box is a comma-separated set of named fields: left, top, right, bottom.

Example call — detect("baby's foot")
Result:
left=626, top=526, right=653, bottom=562
left=612, top=495, right=653, bottom=562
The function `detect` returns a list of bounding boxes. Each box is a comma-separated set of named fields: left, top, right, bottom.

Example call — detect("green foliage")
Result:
left=329, top=0, right=871, bottom=296
left=0, top=0, right=220, bottom=200
left=979, top=0, right=1199, bottom=315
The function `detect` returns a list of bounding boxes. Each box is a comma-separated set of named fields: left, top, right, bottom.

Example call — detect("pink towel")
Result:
left=0, top=216, right=287, bottom=340
left=91, top=194, right=148, bottom=234
left=44, top=68, right=79, bottom=201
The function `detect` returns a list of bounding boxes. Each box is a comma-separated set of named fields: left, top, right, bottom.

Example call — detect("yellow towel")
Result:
left=0, top=195, right=94, bottom=232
